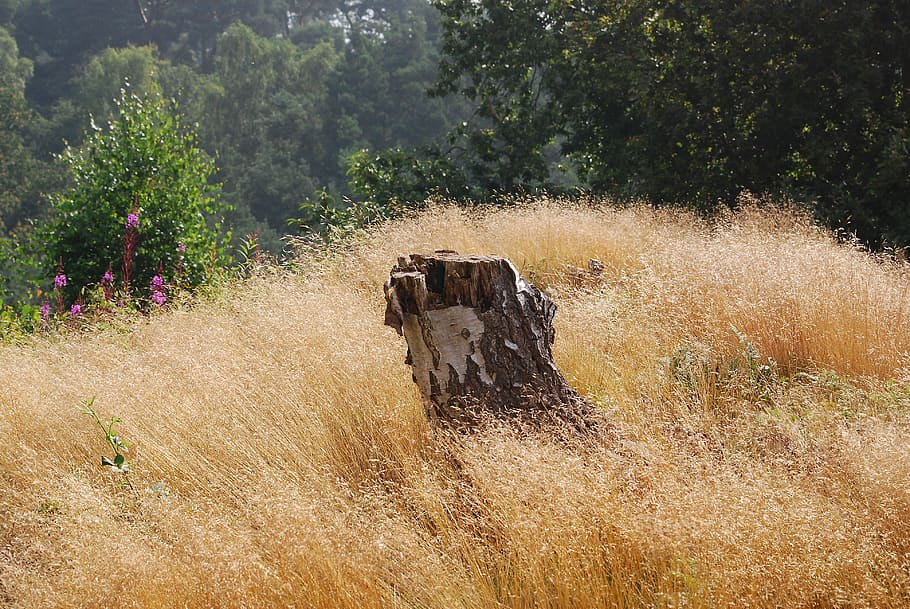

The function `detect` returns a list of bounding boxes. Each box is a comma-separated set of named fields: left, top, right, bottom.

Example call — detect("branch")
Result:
left=136, top=0, right=150, bottom=26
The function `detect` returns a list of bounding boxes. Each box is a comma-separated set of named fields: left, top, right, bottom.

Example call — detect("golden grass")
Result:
left=1, top=197, right=909, bottom=608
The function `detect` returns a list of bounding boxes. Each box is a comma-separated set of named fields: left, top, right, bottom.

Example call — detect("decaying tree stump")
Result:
left=384, top=251, right=595, bottom=429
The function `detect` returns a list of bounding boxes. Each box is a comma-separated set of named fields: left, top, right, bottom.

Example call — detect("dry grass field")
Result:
left=1, top=198, right=909, bottom=608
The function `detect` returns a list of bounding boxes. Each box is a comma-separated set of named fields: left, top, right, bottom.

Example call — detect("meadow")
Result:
left=1, top=198, right=908, bottom=608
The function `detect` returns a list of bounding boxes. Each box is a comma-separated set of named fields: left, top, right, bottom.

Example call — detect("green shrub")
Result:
left=45, top=89, right=230, bottom=302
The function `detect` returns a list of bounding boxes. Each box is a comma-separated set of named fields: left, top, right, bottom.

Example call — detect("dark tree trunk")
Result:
left=383, top=252, right=596, bottom=429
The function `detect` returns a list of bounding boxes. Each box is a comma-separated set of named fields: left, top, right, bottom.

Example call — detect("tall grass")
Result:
left=1, top=198, right=908, bottom=608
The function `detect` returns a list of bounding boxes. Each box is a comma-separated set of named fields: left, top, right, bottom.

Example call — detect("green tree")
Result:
left=431, top=0, right=580, bottom=193
left=345, top=146, right=471, bottom=206
left=203, top=23, right=339, bottom=229
left=0, top=25, right=43, bottom=303
left=0, top=0, right=20, bottom=25
left=429, top=0, right=910, bottom=246
left=71, top=45, right=161, bottom=120
left=0, top=25, right=36, bottom=230
left=347, top=0, right=581, bottom=204
left=4, top=0, right=480, bottom=244
left=327, top=0, right=475, bottom=209
left=45, top=90, right=229, bottom=300
left=42, top=44, right=166, bottom=153
left=329, top=1, right=470, bottom=156
left=11, top=0, right=145, bottom=108
left=610, top=0, right=910, bottom=240
left=143, top=0, right=292, bottom=72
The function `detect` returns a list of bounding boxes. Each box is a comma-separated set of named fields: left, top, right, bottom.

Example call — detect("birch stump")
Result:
left=384, top=252, right=594, bottom=429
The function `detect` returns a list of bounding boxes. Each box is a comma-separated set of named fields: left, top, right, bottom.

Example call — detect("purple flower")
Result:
left=102, top=270, right=114, bottom=284
left=40, top=302, right=51, bottom=320
left=151, top=290, right=167, bottom=307
left=54, top=273, right=67, bottom=289
left=151, top=274, right=164, bottom=289
left=126, top=213, right=140, bottom=229
left=69, top=303, right=82, bottom=317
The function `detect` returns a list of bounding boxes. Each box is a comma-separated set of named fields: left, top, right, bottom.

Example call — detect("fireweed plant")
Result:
left=121, top=203, right=140, bottom=297
left=53, top=258, right=67, bottom=314
left=150, top=263, right=167, bottom=309
left=101, top=265, right=115, bottom=302
left=36, top=213, right=181, bottom=329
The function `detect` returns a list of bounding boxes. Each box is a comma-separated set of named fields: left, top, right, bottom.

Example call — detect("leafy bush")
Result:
left=347, top=143, right=488, bottom=203
left=44, top=89, right=230, bottom=302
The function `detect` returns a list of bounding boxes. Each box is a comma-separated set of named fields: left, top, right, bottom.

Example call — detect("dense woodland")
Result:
left=0, top=0, right=908, bottom=308
left=0, top=0, right=468, bottom=242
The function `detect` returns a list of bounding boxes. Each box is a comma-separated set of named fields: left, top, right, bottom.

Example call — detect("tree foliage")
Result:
left=201, top=23, right=339, bottom=230
left=0, top=0, right=465, bottom=253
left=426, top=0, right=910, bottom=245
left=8, top=0, right=907, bottom=308
left=0, top=25, right=35, bottom=230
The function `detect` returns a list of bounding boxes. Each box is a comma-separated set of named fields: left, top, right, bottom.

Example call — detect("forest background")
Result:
left=0, top=0, right=908, bottom=308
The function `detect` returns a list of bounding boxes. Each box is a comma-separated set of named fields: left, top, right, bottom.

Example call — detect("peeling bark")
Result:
left=384, top=252, right=595, bottom=429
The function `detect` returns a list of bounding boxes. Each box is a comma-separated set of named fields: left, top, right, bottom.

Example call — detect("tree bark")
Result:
left=384, top=252, right=595, bottom=429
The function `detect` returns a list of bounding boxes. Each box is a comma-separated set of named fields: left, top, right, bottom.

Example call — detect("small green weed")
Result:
left=731, top=324, right=778, bottom=382
left=82, top=397, right=134, bottom=493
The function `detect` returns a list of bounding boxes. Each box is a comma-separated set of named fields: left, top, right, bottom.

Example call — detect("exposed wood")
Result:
left=384, top=251, right=596, bottom=429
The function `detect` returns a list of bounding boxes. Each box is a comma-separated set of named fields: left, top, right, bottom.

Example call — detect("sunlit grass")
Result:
left=1, top=197, right=908, bottom=607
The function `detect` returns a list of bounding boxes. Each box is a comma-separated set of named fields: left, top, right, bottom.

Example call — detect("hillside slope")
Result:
left=1, top=199, right=909, bottom=608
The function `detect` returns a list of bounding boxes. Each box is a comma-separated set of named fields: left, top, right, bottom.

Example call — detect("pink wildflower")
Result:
left=101, top=265, right=115, bottom=301
left=150, top=267, right=167, bottom=307
left=54, top=259, right=66, bottom=313
left=40, top=301, right=51, bottom=321
left=69, top=303, right=82, bottom=317
left=122, top=199, right=140, bottom=297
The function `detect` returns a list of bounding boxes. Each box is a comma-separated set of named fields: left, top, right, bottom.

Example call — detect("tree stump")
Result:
left=383, top=252, right=595, bottom=429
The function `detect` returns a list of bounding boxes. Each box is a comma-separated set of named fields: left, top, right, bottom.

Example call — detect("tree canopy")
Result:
left=0, top=0, right=466, bottom=251
left=1, top=0, right=909, bottom=310
left=423, top=0, right=910, bottom=245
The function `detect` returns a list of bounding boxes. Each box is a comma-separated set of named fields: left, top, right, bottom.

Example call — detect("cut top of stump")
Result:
left=385, top=253, right=528, bottom=323
left=384, top=252, right=592, bottom=429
